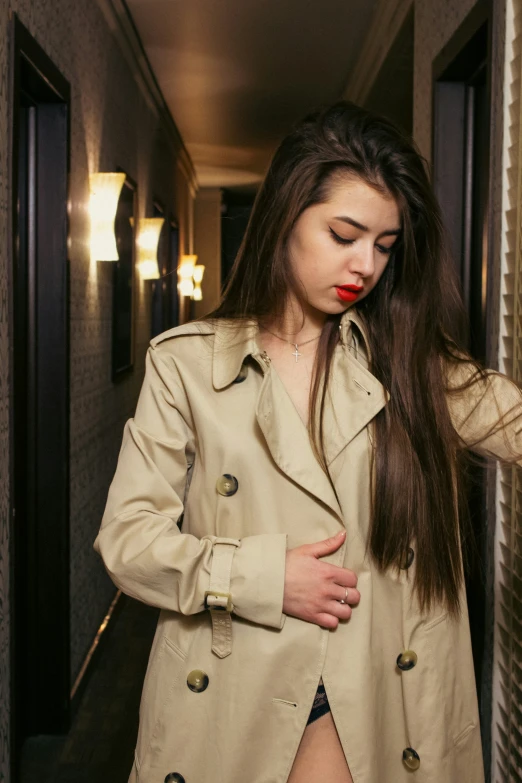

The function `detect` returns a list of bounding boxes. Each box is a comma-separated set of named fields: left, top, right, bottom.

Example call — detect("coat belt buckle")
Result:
left=204, top=590, right=233, bottom=613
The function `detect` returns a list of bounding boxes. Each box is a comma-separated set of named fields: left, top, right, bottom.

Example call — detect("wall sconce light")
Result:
left=89, top=172, right=126, bottom=261
left=138, top=217, right=164, bottom=279
left=191, top=265, right=205, bottom=301
left=178, top=254, right=198, bottom=297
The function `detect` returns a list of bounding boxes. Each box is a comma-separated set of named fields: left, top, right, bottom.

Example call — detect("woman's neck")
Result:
left=261, top=298, right=326, bottom=342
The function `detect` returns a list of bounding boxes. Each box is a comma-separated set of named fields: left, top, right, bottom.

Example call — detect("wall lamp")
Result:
left=191, top=265, right=205, bottom=301
left=89, top=172, right=126, bottom=262
left=178, top=254, right=198, bottom=297
left=138, top=217, right=165, bottom=279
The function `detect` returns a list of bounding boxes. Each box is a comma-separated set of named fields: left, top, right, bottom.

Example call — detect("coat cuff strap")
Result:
left=205, top=537, right=241, bottom=658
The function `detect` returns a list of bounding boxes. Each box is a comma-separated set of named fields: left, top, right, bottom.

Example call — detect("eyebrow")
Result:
left=333, top=215, right=401, bottom=238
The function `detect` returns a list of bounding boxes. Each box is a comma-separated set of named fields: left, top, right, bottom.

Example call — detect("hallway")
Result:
left=0, top=0, right=520, bottom=781
left=20, top=599, right=157, bottom=783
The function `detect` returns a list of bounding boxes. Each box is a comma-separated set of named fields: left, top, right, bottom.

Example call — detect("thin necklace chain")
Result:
left=262, top=326, right=321, bottom=347
left=261, top=326, right=321, bottom=363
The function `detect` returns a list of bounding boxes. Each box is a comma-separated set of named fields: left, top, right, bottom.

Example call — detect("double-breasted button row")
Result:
left=398, top=648, right=419, bottom=769
left=216, top=474, right=238, bottom=496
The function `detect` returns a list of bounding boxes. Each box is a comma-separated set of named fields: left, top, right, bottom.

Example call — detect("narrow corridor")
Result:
left=20, top=599, right=158, bottom=783
left=1, top=1, right=520, bottom=781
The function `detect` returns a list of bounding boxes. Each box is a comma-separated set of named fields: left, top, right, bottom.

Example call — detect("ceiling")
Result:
left=126, top=0, right=380, bottom=188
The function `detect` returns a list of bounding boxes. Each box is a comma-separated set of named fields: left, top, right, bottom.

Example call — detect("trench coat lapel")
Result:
left=255, top=315, right=388, bottom=519
left=212, top=313, right=389, bottom=521
left=322, top=338, right=389, bottom=466
left=321, top=310, right=389, bottom=465
left=255, top=370, right=344, bottom=520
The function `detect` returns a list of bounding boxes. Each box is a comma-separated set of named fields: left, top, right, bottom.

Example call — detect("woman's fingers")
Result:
left=331, top=585, right=360, bottom=606
left=305, top=530, right=346, bottom=558
left=316, top=613, right=341, bottom=630
left=313, top=580, right=359, bottom=626
left=328, top=564, right=358, bottom=588
left=327, top=600, right=353, bottom=621
left=283, top=540, right=360, bottom=627
left=316, top=602, right=353, bottom=628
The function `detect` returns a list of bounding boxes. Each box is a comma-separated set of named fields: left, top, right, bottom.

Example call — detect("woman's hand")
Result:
left=283, top=530, right=359, bottom=629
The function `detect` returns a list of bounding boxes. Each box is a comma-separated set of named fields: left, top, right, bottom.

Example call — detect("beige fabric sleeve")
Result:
left=446, top=360, right=522, bottom=462
left=94, top=345, right=287, bottom=635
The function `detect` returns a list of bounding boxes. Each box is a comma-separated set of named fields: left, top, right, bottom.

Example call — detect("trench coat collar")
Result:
left=212, top=318, right=261, bottom=390
left=212, top=310, right=378, bottom=389
left=212, top=312, right=388, bottom=521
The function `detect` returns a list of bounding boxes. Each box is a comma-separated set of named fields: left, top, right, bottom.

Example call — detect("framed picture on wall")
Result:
left=112, top=173, right=137, bottom=381
left=150, top=199, right=167, bottom=339
left=168, top=215, right=180, bottom=328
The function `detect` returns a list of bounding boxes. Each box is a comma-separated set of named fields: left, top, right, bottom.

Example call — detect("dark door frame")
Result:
left=432, top=0, right=495, bottom=774
left=432, top=0, right=492, bottom=363
left=9, top=14, right=71, bottom=775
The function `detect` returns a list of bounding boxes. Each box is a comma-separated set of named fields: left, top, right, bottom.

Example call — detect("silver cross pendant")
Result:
left=292, top=344, right=302, bottom=362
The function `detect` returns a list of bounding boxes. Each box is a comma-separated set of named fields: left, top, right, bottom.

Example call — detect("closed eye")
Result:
left=329, top=228, right=354, bottom=245
left=376, top=244, right=395, bottom=256
left=330, top=228, right=397, bottom=255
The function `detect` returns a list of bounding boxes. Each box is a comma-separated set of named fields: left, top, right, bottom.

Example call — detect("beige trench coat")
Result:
left=95, top=309, right=521, bottom=783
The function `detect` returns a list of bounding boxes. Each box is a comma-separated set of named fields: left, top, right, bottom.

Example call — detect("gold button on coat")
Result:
left=216, top=474, right=238, bottom=496
left=164, top=774, right=185, bottom=783
left=187, top=669, right=209, bottom=693
left=396, top=650, right=418, bottom=671
left=402, top=747, right=420, bottom=770
left=401, top=547, right=415, bottom=569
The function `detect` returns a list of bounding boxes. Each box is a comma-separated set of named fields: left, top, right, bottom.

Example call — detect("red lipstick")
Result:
left=335, top=284, right=363, bottom=303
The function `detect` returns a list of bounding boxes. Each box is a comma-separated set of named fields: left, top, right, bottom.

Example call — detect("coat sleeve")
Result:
left=446, top=360, right=522, bottom=462
left=94, top=344, right=287, bottom=630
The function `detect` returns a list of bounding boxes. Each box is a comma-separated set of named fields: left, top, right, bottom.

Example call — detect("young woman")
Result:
left=95, top=102, right=522, bottom=783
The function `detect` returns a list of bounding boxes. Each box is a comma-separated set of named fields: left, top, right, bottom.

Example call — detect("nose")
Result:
left=347, top=239, right=375, bottom=279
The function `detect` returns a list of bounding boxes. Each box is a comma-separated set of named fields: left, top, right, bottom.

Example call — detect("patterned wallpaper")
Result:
left=0, top=0, right=194, bottom=779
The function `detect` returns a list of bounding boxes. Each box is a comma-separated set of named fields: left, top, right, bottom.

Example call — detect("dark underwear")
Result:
left=306, top=681, right=331, bottom=725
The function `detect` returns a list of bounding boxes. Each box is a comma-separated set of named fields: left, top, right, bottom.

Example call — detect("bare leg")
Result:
left=287, top=712, right=353, bottom=783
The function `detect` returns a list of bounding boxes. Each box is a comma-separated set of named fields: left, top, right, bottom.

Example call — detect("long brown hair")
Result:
left=209, top=101, right=503, bottom=615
